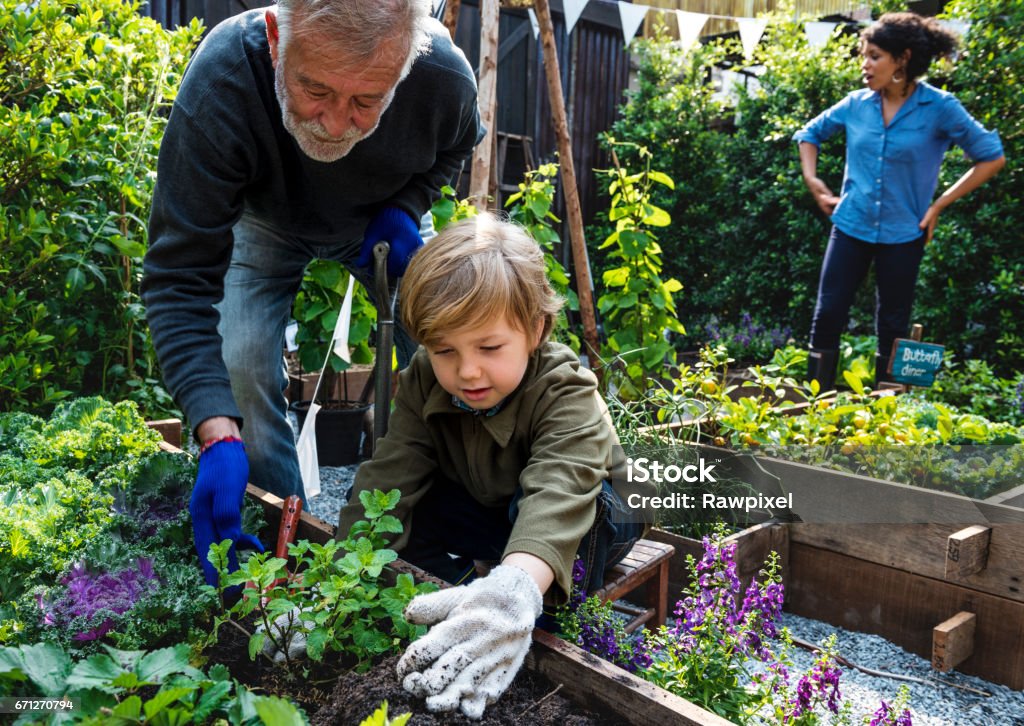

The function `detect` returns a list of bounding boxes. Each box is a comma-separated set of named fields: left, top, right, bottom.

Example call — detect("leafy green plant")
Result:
left=0, top=641, right=303, bottom=724
left=291, top=259, right=377, bottom=400
left=0, top=0, right=202, bottom=417
left=596, top=140, right=685, bottom=398
left=926, top=358, right=1024, bottom=426
left=0, top=398, right=232, bottom=651
left=504, top=163, right=580, bottom=351
left=208, top=489, right=436, bottom=672
left=430, top=184, right=479, bottom=232
left=359, top=701, right=411, bottom=726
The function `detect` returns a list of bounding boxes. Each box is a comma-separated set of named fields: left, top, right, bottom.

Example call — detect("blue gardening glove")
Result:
left=189, top=439, right=264, bottom=586
left=356, top=206, right=423, bottom=277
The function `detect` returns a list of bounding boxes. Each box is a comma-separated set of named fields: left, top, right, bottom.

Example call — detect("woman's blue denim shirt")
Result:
left=795, top=81, right=1003, bottom=244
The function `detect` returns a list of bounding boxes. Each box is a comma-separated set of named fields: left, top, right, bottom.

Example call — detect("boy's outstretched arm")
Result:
left=395, top=553, right=553, bottom=720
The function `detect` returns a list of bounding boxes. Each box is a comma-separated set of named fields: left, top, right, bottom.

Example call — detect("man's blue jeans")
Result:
left=401, top=478, right=643, bottom=597
left=216, top=214, right=420, bottom=499
left=810, top=226, right=926, bottom=356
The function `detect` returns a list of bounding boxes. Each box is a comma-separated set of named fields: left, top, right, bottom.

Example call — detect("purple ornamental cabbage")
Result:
left=38, top=558, right=161, bottom=641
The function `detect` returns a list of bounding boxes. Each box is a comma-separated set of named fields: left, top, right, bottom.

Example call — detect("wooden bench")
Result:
left=593, top=538, right=675, bottom=633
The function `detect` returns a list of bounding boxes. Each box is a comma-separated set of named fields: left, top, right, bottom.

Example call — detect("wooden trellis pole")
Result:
left=532, top=0, right=601, bottom=368
left=442, top=0, right=461, bottom=38
left=468, top=0, right=499, bottom=207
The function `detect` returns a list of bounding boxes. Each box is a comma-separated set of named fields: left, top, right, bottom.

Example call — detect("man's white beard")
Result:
left=274, top=59, right=390, bottom=163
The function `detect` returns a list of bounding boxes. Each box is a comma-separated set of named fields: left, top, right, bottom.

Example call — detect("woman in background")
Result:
left=795, top=12, right=1005, bottom=390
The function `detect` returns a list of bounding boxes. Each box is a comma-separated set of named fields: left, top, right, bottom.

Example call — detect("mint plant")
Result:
left=208, top=489, right=436, bottom=671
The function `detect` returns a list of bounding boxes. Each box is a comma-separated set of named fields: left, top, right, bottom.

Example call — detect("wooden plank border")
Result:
left=786, top=542, right=1024, bottom=689
left=789, top=523, right=1024, bottom=604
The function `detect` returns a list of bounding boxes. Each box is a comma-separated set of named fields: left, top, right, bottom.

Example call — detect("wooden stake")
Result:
left=945, top=525, right=992, bottom=579
left=442, top=0, right=461, bottom=38
left=533, top=0, right=601, bottom=369
left=469, top=0, right=499, bottom=208
left=933, top=611, right=976, bottom=672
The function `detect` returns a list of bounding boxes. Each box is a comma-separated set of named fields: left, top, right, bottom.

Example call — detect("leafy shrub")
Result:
left=0, top=0, right=202, bottom=415
left=702, top=312, right=793, bottom=362
left=0, top=641, right=304, bottom=724
left=915, top=0, right=1024, bottom=375
left=926, top=358, right=1024, bottom=426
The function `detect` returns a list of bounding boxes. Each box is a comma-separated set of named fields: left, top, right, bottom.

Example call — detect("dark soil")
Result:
left=310, top=655, right=626, bottom=726
left=205, top=612, right=346, bottom=717
left=208, top=615, right=620, bottom=724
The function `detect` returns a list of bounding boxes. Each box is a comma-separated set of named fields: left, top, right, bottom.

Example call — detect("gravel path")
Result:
left=775, top=613, right=1023, bottom=725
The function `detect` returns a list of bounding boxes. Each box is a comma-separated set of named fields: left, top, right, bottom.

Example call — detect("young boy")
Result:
left=336, top=212, right=646, bottom=719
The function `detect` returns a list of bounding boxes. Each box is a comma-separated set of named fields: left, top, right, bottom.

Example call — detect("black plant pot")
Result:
left=289, top=399, right=371, bottom=466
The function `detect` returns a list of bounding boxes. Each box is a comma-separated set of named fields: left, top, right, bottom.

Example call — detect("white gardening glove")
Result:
left=396, top=565, right=543, bottom=720
left=257, top=606, right=310, bottom=663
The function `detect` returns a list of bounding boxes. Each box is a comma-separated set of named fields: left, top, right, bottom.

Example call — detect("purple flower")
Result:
left=870, top=699, right=913, bottom=726
left=39, top=559, right=161, bottom=641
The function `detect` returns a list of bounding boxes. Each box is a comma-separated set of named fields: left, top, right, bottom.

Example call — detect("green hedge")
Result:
left=0, top=0, right=201, bottom=415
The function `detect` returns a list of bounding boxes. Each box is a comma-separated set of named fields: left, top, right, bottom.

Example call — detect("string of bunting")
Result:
left=522, top=2, right=969, bottom=61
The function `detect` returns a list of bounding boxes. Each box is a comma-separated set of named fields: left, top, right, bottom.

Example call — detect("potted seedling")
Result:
left=289, top=259, right=375, bottom=466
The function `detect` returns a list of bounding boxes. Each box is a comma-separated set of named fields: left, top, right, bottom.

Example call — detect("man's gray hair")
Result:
left=275, top=0, right=432, bottom=78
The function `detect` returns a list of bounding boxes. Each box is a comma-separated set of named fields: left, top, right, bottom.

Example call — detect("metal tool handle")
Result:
left=372, top=242, right=398, bottom=452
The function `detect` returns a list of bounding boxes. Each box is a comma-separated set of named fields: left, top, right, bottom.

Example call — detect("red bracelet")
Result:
left=199, top=435, right=244, bottom=456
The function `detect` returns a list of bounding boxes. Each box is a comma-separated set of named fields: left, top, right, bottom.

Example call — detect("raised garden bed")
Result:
left=244, top=483, right=733, bottom=725
left=643, top=439, right=1024, bottom=690
left=158, top=423, right=1024, bottom=719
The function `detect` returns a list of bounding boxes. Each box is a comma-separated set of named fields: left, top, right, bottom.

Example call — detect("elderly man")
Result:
left=141, top=0, right=481, bottom=585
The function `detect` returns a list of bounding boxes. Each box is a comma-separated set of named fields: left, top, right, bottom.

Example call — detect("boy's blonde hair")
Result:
left=400, top=212, right=564, bottom=347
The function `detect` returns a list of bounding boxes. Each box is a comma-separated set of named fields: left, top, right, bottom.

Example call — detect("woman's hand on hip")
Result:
left=919, top=205, right=942, bottom=244
left=806, top=177, right=839, bottom=216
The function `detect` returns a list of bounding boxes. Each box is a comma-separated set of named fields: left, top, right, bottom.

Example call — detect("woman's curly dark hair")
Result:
left=861, top=12, right=959, bottom=80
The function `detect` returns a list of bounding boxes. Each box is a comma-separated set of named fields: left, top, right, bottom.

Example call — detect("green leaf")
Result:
left=254, top=695, right=306, bottom=725
left=143, top=686, right=197, bottom=720
left=249, top=631, right=266, bottom=662
left=66, top=653, right=124, bottom=693
left=647, top=170, right=675, bottom=189
left=112, top=695, right=142, bottom=718
left=306, top=627, right=331, bottom=662
left=10, top=643, right=71, bottom=695
left=137, top=644, right=192, bottom=683
left=642, top=205, right=671, bottom=227
left=374, top=514, right=403, bottom=534
left=842, top=370, right=865, bottom=396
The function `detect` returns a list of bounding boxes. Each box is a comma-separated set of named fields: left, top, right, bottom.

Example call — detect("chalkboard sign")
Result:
left=888, top=339, right=945, bottom=387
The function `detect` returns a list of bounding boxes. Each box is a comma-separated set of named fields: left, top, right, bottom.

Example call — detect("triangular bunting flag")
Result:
left=675, top=10, right=708, bottom=52
left=618, top=2, right=649, bottom=46
left=564, top=0, right=588, bottom=35
left=737, top=17, right=769, bottom=60
left=527, top=7, right=539, bottom=40
left=938, top=19, right=970, bottom=39
left=804, top=21, right=837, bottom=50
